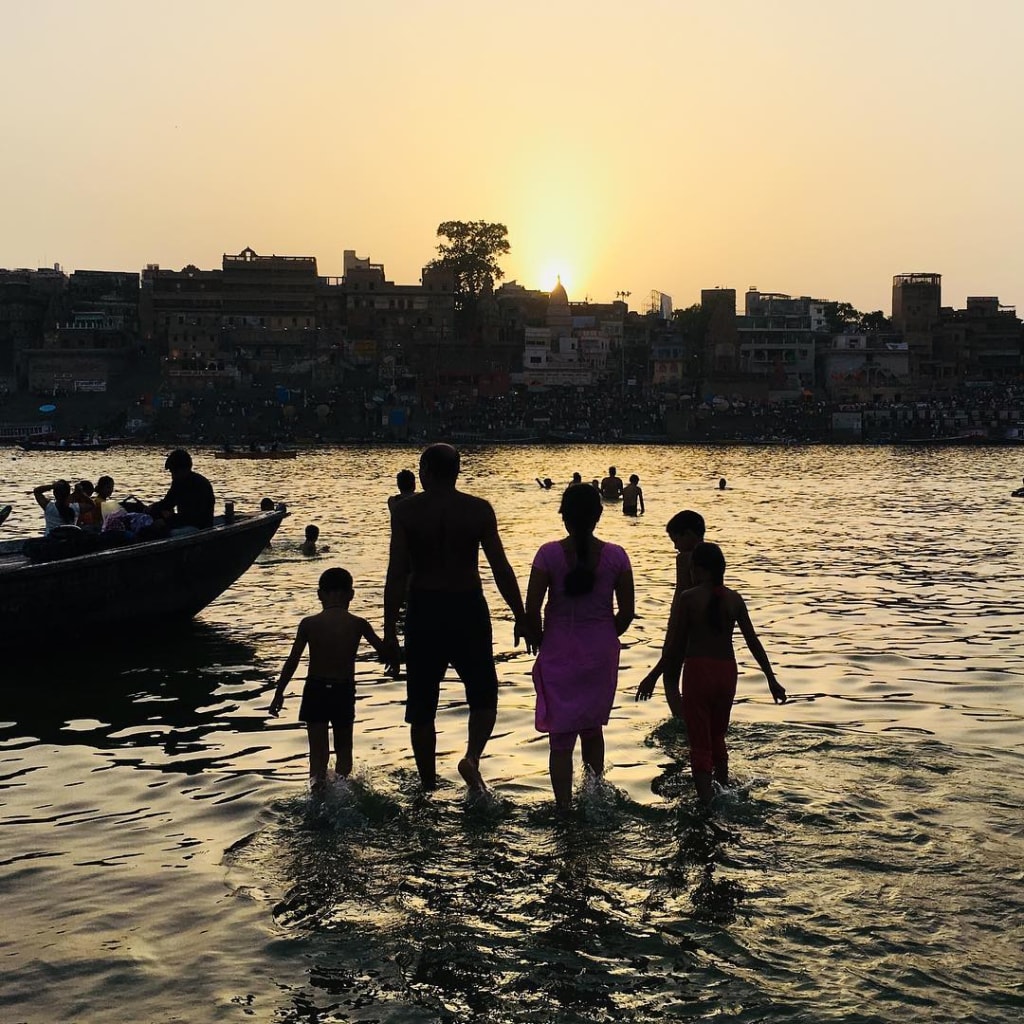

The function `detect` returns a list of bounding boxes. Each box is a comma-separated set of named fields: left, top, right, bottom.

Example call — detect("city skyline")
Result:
left=3, top=1, right=1024, bottom=313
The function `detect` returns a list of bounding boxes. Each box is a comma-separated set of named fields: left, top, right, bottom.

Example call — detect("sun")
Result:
left=539, top=264, right=572, bottom=294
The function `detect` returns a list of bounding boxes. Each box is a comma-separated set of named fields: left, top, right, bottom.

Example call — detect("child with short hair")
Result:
left=663, top=541, right=786, bottom=806
left=300, top=524, right=320, bottom=556
left=635, top=509, right=706, bottom=701
left=268, top=567, right=391, bottom=786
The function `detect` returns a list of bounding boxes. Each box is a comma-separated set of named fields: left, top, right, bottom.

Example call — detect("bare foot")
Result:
left=458, top=757, right=487, bottom=794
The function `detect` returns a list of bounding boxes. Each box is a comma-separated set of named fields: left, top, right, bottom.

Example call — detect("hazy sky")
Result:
left=3, top=0, right=1023, bottom=313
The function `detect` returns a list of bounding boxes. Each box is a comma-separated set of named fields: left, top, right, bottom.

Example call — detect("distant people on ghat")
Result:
left=526, top=483, right=634, bottom=810
left=148, top=449, right=215, bottom=533
left=388, top=469, right=416, bottom=512
left=622, top=474, right=644, bottom=516
left=600, top=467, right=624, bottom=501
left=268, top=567, right=392, bottom=788
left=383, top=443, right=533, bottom=795
left=660, top=541, right=786, bottom=806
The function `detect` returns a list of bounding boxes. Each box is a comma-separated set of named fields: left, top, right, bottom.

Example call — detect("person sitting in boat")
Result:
left=73, top=480, right=102, bottom=531
left=148, top=449, right=215, bottom=534
left=95, top=476, right=120, bottom=521
left=32, top=479, right=79, bottom=534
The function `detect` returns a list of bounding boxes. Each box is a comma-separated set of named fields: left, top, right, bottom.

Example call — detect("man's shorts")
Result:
left=404, top=588, right=499, bottom=724
left=299, top=676, right=356, bottom=726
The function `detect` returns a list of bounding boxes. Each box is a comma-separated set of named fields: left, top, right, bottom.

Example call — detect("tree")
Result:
left=426, top=220, right=510, bottom=296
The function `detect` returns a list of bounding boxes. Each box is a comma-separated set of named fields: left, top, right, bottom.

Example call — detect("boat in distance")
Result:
left=18, top=440, right=111, bottom=452
left=0, top=509, right=285, bottom=646
left=215, top=448, right=298, bottom=460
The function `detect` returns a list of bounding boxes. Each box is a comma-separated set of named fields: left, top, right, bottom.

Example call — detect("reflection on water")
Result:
left=3, top=444, right=1024, bottom=1022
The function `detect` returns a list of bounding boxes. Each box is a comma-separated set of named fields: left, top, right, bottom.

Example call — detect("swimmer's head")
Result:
left=629, top=474, right=639, bottom=484
left=396, top=469, right=416, bottom=493
left=305, top=524, right=320, bottom=541
left=420, top=443, right=460, bottom=485
left=718, top=478, right=727, bottom=490
left=260, top=497, right=275, bottom=511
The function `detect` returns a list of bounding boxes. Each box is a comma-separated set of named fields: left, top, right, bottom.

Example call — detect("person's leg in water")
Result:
left=306, top=723, right=330, bottom=788
left=459, top=707, right=495, bottom=794
left=548, top=732, right=577, bottom=809
left=410, top=721, right=438, bottom=790
left=333, top=720, right=353, bottom=779
left=580, top=727, right=605, bottom=777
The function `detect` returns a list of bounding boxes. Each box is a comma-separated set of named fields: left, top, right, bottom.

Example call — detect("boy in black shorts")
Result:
left=268, top=567, right=392, bottom=787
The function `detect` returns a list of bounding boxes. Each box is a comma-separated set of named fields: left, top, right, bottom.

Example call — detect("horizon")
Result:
left=3, top=1, right=1023, bottom=314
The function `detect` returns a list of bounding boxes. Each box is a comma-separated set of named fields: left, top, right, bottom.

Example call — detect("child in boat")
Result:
left=525, top=483, right=635, bottom=809
left=268, top=567, right=392, bottom=786
left=661, top=541, right=786, bottom=806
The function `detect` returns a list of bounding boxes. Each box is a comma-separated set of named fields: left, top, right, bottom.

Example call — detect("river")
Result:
left=2, top=443, right=1022, bottom=1023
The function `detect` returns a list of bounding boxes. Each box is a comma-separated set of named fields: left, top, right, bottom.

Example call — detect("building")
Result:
left=700, top=288, right=739, bottom=372
left=735, top=288, right=825, bottom=388
left=936, top=296, right=1022, bottom=380
left=820, top=333, right=910, bottom=401
left=0, top=266, right=67, bottom=392
left=892, top=273, right=942, bottom=377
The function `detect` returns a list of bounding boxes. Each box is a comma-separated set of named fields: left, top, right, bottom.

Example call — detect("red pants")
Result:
left=681, top=657, right=738, bottom=774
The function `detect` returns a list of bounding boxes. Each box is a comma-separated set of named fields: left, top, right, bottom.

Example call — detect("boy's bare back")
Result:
left=302, top=607, right=370, bottom=680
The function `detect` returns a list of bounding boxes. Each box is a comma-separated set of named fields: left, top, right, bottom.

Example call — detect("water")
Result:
left=2, top=444, right=1023, bottom=1022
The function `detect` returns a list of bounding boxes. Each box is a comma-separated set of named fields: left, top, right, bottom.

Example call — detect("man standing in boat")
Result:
left=383, top=443, right=534, bottom=793
left=149, top=449, right=215, bottom=533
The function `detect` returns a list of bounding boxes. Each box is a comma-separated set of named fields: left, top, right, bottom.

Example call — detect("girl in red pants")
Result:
left=662, top=542, right=786, bottom=806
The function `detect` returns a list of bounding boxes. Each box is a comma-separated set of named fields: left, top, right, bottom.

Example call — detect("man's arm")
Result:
left=661, top=590, right=687, bottom=718
left=382, top=512, right=411, bottom=671
left=480, top=521, right=526, bottom=618
left=361, top=618, right=399, bottom=678
left=524, top=563, right=549, bottom=651
left=32, top=483, right=52, bottom=512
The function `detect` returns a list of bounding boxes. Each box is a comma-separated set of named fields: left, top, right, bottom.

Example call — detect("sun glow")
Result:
left=539, top=264, right=572, bottom=293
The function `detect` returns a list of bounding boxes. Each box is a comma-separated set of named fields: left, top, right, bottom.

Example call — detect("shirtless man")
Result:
left=600, top=466, right=624, bottom=502
left=383, top=443, right=533, bottom=793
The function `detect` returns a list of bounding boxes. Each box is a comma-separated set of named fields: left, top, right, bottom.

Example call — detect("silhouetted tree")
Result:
left=426, top=221, right=510, bottom=297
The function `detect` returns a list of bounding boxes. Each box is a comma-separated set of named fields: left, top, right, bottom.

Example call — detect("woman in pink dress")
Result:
left=525, top=484, right=635, bottom=809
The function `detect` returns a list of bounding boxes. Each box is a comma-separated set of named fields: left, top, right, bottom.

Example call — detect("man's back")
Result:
left=391, top=487, right=495, bottom=591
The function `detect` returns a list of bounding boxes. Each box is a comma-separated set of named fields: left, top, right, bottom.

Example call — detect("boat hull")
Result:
left=0, top=511, right=284, bottom=647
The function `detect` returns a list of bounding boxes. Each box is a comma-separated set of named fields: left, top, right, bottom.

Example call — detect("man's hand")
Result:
left=267, top=693, right=284, bottom=717
left=382, top=634, right=403, bottom=679
left=634, top=669, right=659, bottom=702
left=514, top=618, right=539, bottom=655
left=768, top=677, right=787, bottom=705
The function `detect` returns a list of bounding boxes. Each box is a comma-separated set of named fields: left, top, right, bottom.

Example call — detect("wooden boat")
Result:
left=0, top=509, right=285, bottom=646
left=214, top=449, right=298, bottom=460
left=18, top=440, right=111, bottom=452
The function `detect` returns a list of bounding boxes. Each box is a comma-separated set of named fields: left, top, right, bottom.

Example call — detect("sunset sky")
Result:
left=3, top=0, right=1023, bottom=314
